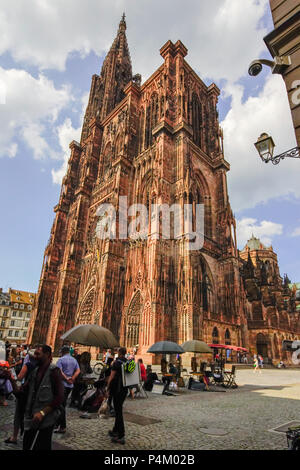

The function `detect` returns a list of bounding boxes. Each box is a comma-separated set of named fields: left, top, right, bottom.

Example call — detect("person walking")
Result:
left=55, top=345, right=80, bottom=434
left=138, top=358, right=147, bottom=382
left=258, top=354, right=264, bottom=371
left=104, top=357, right=115, bottom=416
left=4, top=349, right=37, bottom=445
left=3, top=344, right=64, bottom=450
left=106, top=347, right=128, bottom=445
left=69, top=351, right=91, bottom=408
left=0, top=360, right=13, bottom=406
left=5, top=341, right=11, bottom=361
left=253, top=354, right=260, bottom=373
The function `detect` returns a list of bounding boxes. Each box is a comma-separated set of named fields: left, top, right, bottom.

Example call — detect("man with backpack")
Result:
left=106, top=347, right=129, bottom=445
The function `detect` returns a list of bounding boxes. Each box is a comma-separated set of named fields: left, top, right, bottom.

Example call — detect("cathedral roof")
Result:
left=242, top=234, right=268, bottom=252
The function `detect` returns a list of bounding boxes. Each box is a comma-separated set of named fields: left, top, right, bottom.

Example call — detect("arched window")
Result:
left=212, top=327, right=219, bottom=344
left=192, top=93, right=202, bottom=148
left=77, top=289, right=95, bottom=325
left=115, top=134, right=122, bottom=156
left=101, top=142, right=112, bottom=180
left=139, top=108, right=145, bottom=152
left=126, top=291, right=142, bottom=349
left=151, top=93, right=159, bottom=129
left=145, top=106, right=151, bottom=149
left=256, top=333, right=268, bottom=357
left=203, top=274, right=214, bottom=312
left=144, top=93, right=159, bottom=149
left=225, top=329, right=231, bottom=345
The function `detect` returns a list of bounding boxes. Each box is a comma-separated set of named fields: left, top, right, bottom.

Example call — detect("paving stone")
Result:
left=0, top=369, right=300, bottom=450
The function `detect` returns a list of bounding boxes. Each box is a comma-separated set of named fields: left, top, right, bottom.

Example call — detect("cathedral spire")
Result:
left=99, top=15, right=132, bottom=117
left=100, top=13, right=131, bottom=75
left=81, top=16, right=133, bottom=142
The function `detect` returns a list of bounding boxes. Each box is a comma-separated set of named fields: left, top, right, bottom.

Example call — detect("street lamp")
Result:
left=254, top=133, right=300, bottom=165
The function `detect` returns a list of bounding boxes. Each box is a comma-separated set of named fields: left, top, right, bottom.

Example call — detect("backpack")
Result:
left=123, top=359, right=136, bottom=374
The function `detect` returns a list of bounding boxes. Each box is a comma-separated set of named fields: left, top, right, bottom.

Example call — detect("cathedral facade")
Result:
left=28, top=17, right=300, bottom=363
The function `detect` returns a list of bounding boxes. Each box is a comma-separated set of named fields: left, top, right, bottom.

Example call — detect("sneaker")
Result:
left=108, top=430, right=118, bottom=437
left=111, top=436, right=125, bottom=445
left=4, top=438, right=18, bottom=445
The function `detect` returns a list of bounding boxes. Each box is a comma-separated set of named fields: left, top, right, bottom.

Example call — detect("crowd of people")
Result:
left=1, top=342, right=286, bottom=450
left=0, top=342, right=156, bottom=450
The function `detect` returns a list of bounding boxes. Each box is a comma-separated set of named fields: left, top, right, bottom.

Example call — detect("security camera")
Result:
left=248, top=60, right=263, bottom=76
left=248, top=56, right=291, bottom=77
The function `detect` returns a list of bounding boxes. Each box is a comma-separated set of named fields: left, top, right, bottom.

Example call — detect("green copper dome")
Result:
left=243, top=234, right=267, bottom=251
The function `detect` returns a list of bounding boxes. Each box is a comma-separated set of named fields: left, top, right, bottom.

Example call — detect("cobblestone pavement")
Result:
left=1, top=369, right=300, bottom=450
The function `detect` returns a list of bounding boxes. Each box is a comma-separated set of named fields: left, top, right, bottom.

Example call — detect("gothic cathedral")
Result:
left=29, top=16, right=300, bottom=362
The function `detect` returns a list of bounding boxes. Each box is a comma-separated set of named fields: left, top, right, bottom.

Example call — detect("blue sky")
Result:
left=0, top=0, right=299, bottom=293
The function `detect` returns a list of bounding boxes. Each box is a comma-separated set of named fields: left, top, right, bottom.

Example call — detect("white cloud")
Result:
left=21, top=123, right=55, bottom=160
left=237, top=217, right=283, bottom=248
left=51, top=118, right=81, bottom=184
left=7, top=143, right=18, bottom=159
left=0, top=0, right=269, bottom=83
left=51, top=92, right=88, bottom=184
left=291, top=227, right=300, bottom=238
left=222, top=74, right=299, bottom=212
left=0, top=0, right=272, bottom=185
left=0, top=67, right=72, bottom=160
left=2, top=0, right=295, bottom=213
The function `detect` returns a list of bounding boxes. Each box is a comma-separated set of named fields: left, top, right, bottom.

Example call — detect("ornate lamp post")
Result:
left=254, top=133, right=300, bottom=165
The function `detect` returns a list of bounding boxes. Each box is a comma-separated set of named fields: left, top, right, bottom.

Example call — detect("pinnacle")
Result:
left=119, top=11, right=126, bottom=31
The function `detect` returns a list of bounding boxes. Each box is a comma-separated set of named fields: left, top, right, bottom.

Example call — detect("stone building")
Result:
left=239, top=235, right=299, bottom=360
left=265, top=0, right=300, bottom=146
left=29, top=17, right=300, bottom=363
left=0, top=288, right=35, bottom=344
